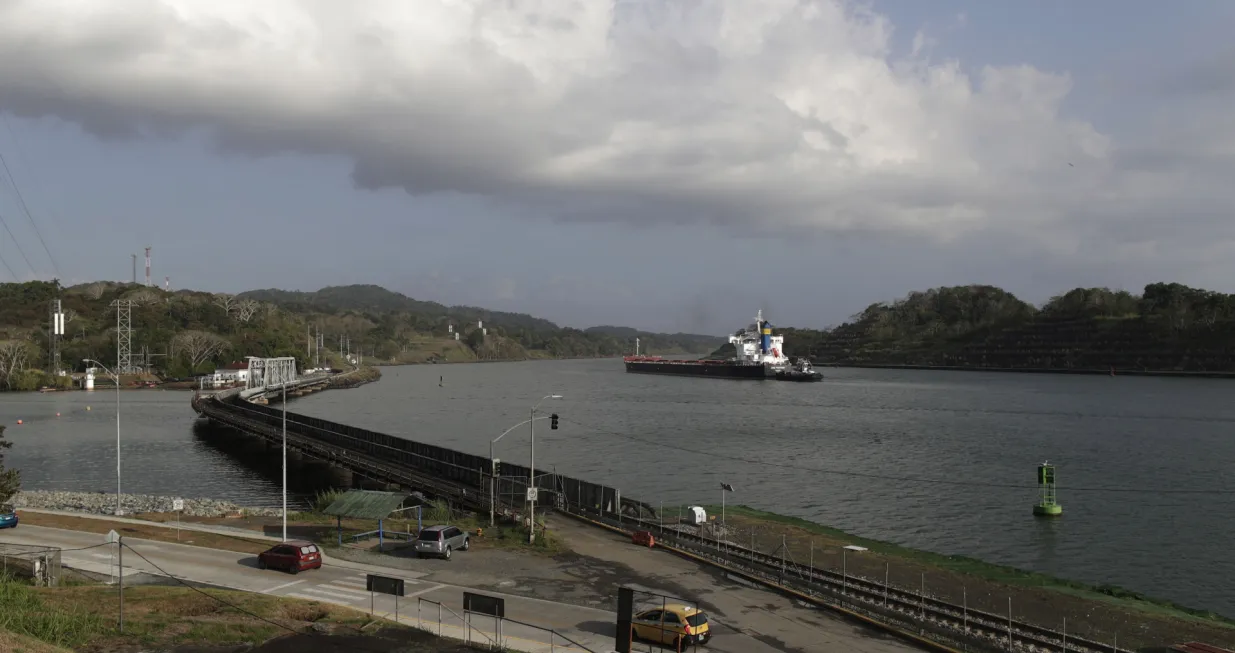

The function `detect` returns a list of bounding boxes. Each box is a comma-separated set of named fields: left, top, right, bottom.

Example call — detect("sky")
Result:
left=0, top=1, right=1232, bottom=335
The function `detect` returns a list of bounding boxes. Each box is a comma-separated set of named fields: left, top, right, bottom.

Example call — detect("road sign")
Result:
left=526, top=487, right=537, bottom=502
left=105, top=529, right=120, bottom=544
left=464, top=591, right=505, bottom=618
left=365, top=574, right=405, bottom=597
left=172, top=499, right=184, bottom=512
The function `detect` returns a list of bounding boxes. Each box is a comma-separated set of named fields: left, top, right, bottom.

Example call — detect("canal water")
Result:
left=3, top=360, right=1234, bottom=617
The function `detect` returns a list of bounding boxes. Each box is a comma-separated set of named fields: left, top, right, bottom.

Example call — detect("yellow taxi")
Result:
left=632, top=603, right=710, bottom=647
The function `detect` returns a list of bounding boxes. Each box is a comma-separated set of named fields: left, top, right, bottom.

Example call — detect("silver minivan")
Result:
left=414, top=524, right=470, bottom=559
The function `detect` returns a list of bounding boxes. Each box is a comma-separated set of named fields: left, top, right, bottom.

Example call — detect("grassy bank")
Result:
left=0, top=576, right=397, bottom=651
left=702, top=504, right=1235, bottom=649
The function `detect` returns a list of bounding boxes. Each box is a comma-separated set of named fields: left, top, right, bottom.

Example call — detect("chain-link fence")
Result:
left=0, top=544, right=62, bottom=587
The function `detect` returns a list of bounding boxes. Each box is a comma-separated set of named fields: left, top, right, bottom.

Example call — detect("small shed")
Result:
left=684, top=506, right=707, bottom=525
left=321, top=490, right=417, bottom=551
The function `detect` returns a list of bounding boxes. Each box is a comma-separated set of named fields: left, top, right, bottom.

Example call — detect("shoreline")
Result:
left=818, top=362, right=1235, bottom=379
left=703, top=504, right=1234, bottom=650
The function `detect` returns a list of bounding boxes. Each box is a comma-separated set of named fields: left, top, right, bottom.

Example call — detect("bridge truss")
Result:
left=246, top=357, right=297, bottom=392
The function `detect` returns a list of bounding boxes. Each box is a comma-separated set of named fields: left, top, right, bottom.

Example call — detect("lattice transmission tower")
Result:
left=109, top=299, right=136, bottom=374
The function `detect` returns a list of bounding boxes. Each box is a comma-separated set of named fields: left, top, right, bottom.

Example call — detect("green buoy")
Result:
left=1033, top=461, right=1063, bottom=517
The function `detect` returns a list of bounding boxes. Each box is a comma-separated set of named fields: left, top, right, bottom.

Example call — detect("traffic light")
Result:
left=550, top=413, right=559, bottom=430
left=492, top=458, right=501, bottom=477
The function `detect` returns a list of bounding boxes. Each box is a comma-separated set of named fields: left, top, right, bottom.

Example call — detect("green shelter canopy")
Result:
left=321, top=490, right=411, bottom=520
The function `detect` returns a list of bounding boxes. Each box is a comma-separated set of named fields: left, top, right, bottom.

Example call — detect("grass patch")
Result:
left=19, top=512, right=271, bottom=555
left=0, top=576, right=401, bottom=652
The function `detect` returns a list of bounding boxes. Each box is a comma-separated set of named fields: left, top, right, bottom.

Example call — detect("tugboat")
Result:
left=774, top=358, right=823, bottom=382
left=624, top=310, right=823, bottom=382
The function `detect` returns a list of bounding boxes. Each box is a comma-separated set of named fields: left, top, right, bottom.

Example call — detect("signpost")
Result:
left=172, top=499, right=184, bottom=540
left=465, top=592, right=507, bottom=646
left=365, top=574, right=406, bottom=620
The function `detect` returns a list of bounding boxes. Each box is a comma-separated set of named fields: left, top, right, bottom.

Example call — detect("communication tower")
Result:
left=1033, top=461, right=1063, bottom=517
left=144, top=246, right=152, bottom=286
left=131, top=254, right=137, bottom=283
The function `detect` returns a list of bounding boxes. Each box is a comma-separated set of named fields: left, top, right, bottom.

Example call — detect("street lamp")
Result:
left=282, top=379, right=288, bottom=542
left=489, top=416, right=551, bottom=527
left=529, top=394, right=562, bottom=544
left=84, top=359, right=122, bottom=517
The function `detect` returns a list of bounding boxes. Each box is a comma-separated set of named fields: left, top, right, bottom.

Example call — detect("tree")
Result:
left=171, top=330, right=230, bottom=369
left=0, top=425, right=18, bottom=506
left=0, top=340, right=33, bottom=390
left=234, top=299, right=261, bottom=323
left=213, top=294, right=236, bottom=315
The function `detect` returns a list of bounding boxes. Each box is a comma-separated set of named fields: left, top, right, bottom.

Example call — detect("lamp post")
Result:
left=489, top=416, right=550, bottom=527
left=529, top=394, right=562, bottom=544
left=282, top=379, right=288, bottom=542
left=720, top=482, right=735, bottom=525
left=84, top=359, right=122, bottom=516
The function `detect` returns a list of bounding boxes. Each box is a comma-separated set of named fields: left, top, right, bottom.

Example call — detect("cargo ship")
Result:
left=624, top=311, right=822, bottom=381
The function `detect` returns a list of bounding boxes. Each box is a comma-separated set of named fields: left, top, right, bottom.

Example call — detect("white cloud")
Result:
left=0, top=0, right=1228, bottom=257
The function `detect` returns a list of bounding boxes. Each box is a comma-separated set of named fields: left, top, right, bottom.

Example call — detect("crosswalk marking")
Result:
left=332, top=579, right=369, bottom=589
left=307, top=584, right=371, bottom=598
left=285, top=592, right=356, bottom=607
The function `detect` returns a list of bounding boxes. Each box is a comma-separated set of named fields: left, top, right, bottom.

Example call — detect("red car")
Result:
left=257, top=540, right=322, bottom=574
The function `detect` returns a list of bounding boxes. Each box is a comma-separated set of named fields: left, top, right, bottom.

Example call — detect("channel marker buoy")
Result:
left=1033, top=461, right=1063, bottom=517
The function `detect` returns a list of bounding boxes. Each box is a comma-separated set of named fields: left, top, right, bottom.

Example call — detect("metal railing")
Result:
left=0, top=544, right=62, bottom=587
left=416, top=598, right=600, bottom=653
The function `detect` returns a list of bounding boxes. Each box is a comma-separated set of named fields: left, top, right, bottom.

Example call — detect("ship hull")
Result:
left=624, top=360, right=772, bottom=379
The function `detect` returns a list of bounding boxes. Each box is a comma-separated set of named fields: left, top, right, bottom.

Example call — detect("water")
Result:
left=3, top=361, right=1234, bottom=616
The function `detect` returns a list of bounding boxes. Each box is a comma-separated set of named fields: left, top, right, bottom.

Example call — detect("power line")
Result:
left=559, top=417, right=1235, bottom=497
left=0, top=207, right=33, bottom=277
left=0, top=115, right=58, bottom=277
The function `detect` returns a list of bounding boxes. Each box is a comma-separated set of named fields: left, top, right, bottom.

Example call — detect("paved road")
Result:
left=1, top=524, right=603, bottom=652
left=3, top=512, right=931, bottom=653
left=546, top=517, right=929, bottom=653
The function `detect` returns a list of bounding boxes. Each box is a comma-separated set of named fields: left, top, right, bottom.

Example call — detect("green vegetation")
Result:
left=745, top=283, right=1235, bottom=372
left=0, top=574, right=449, bottom=652
left=0, top=425, right=18, bottom=506
left=0, top=280, right=721, bottom=389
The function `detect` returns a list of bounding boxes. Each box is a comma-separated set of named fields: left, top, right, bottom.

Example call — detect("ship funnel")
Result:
left=760, top=321, right=772, bottom=353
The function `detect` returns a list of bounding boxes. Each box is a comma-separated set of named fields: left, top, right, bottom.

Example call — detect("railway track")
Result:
left=592, top=512, right=1129, bottom=653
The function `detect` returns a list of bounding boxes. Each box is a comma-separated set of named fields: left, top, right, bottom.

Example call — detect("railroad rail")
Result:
left=562, top=507, right=1131, bottom=653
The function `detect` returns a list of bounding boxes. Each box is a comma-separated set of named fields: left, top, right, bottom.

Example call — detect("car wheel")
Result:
left=289, top=564, right=299, bottom=575
left=258, top=559, right=267, bottom=570
left=461, top=538, right=470, bottom=551
left=444, top=546, right=452, bottom=560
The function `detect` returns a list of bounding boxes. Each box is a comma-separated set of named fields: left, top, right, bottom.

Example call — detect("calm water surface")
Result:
left=3, top=361, right=1234, bottom=616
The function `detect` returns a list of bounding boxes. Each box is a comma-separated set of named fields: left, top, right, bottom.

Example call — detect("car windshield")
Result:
left=685, top=613, right=708, bottom=627
left=418, top=530, right=442, bottom=541
left=299, top=545, right=317, bottom=554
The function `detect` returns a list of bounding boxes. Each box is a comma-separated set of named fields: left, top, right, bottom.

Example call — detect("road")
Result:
left=1, top=523, right=914, bottom=653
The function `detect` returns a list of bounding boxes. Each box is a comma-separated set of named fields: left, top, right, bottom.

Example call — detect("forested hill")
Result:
left=0, top=281, right=722, bottom=390
left=766, top=283, right=1235, bottom=373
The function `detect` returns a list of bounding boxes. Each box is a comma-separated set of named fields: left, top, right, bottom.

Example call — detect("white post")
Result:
left=528, top=406, right=535, bottom=544
left=115, top=367, right=121, bottom=516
